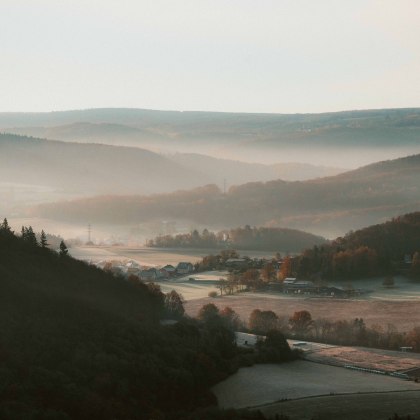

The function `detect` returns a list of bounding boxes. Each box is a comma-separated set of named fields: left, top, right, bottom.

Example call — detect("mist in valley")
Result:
left=2, top=106, right=420, bottom=245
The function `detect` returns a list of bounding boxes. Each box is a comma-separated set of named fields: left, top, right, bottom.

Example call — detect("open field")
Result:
left=259, top=392, right=420, bottom=420
left=71, top=245, right=276, bottom=266
left=159, top=271, right=227, bottom=300
left=306, top=345, right=420, bottom=372
left=70, top=245, right=208, bottom=266
left=212, top=361, right=420, bottom=409
left=186, top=295, right=420, bottom=331
left=287, top=339, right=420, bottom=373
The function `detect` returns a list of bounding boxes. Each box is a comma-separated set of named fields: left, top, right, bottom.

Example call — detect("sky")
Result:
left=1, top=0, right=419, bottom=113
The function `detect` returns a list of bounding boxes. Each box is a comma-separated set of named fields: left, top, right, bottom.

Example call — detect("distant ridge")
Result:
left=2, top=107, right=420, bottom=166
left=32, top=153, right=420, bottom=237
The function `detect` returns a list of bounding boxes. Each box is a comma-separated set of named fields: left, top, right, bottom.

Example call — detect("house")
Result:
left=161, top=264, right=177, bottom=277
left=158, top=268, right=170, bottom=279
left=140, top=268, right=158, bottom=281
left=282, top=278, right=316, bottom=294
left=176, top=262, right=194, bottom=275
left=126, top=261, right=141, bottom=276
left=283, top=277, right=297, bottom=285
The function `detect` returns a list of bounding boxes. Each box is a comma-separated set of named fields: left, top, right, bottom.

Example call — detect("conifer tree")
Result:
left=0, top=218, right=13, bottom=235
left=26, top=226, right=38, bottom=246
left=40, top=230, right=49, bottom=248
left=59, top=240, right=69, bottom=257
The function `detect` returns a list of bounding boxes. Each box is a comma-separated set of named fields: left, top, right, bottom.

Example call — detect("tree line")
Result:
left=146, top=225, right=326, bottom=252
left=292, top=212, right=420, bottom=280
left=245, top=308, right=420, bottom=354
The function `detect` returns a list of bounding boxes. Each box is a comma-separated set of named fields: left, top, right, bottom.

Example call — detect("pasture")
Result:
left=212, top=361, right=420, bottom=409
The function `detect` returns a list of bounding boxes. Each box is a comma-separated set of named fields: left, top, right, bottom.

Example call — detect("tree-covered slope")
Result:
left=295, top=212, right=420, bottom=280
left=0, top=133, right=207, bottom=196
left=0, top=225, right=252, bottom=419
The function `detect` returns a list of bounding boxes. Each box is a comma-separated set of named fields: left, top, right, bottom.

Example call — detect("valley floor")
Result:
left=259, top=391, right=420, bottom=420
left=212, top=361, right=420, bottom=409
left=185, top=295, right=420, bottom=331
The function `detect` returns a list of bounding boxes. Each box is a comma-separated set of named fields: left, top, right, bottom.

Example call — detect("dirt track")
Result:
left=185, top=294, right=420, bottom=331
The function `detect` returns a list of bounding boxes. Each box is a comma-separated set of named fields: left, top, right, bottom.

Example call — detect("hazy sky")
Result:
left=1, top=0, right=419, bottom=113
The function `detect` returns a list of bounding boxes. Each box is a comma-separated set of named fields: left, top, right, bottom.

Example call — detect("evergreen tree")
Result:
left=0, top=218, right=13, bottom=235
left=40, top=230, right=49, bottom=248
left=59, top=240, right=69, bottom=257
left=21, top=226, right=38, bottom=246
left=26, top=226, right=38, bottom=246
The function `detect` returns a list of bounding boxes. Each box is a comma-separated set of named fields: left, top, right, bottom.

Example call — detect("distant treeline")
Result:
left=293, top=212, right=420, bottom=280
left=247, top=308, right=420, bottom=353
left=146, top=226, right=327, bottom=252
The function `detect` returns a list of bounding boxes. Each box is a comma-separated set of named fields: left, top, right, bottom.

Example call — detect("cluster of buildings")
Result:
left=269, top=277, right=361, bottom=298
left=94, top=259, right=194, bottom=281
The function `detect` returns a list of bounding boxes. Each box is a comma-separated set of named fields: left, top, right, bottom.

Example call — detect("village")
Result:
left=87, top=253, right=369, bottom=300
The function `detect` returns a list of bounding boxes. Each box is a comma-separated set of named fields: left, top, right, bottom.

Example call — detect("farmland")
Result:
left=66, top=245, right=420, bottom=331
left=185, top=294, right=420, bottom=331
left=212, top=361, right=420, bottom=409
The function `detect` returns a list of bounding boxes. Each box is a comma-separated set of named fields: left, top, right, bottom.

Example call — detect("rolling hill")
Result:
left=0, top=133, right=345, bottom=216
left=32, top=154, right=420, bottom=237
left=2, top=107, right=420, bottom=166
left=0, top=133, right=206, bottom=197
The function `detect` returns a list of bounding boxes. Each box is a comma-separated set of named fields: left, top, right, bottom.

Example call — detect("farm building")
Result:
left=140, top=268, right=159, bottom=281
left=161, top=264, right=176, bottom=277
left=176, top=262, right=194, bottom=274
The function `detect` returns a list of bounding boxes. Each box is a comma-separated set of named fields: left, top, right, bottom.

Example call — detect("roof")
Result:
left=177, top=262, right=193, bottom=268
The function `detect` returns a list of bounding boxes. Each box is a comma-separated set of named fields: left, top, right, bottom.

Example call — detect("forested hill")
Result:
left=3, top=107, right=420, bottom=165
left=33, top=154, right=420, bottom=237
left=0, top=223, right=255, bottom=419
left=0, top=133, right=205, bottom=196
left=295, top=212, right=420, bottom=280
left=147, top=226, right=327, bottom=252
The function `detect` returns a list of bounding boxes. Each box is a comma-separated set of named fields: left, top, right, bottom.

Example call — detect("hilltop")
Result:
left=2, top=107, right=420, bottom=166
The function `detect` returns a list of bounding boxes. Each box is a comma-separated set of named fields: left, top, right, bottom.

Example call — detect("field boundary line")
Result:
left=243, top=389, right=420, bottom=410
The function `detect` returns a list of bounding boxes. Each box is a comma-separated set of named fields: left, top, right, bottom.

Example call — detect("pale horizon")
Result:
left=1, top=0, right=419, bottom=114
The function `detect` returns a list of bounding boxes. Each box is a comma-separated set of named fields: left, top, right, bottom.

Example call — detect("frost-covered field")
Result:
left=186, top=294, right=420, bottom=331
left=212, top=361, right=420, bottom=409
left=157, top=271, right=227, bottom=300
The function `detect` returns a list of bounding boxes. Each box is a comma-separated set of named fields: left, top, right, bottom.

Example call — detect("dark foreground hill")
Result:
left=0, top=225, right=264, bottom=419
left=33, top=154, right=420, bottom=237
